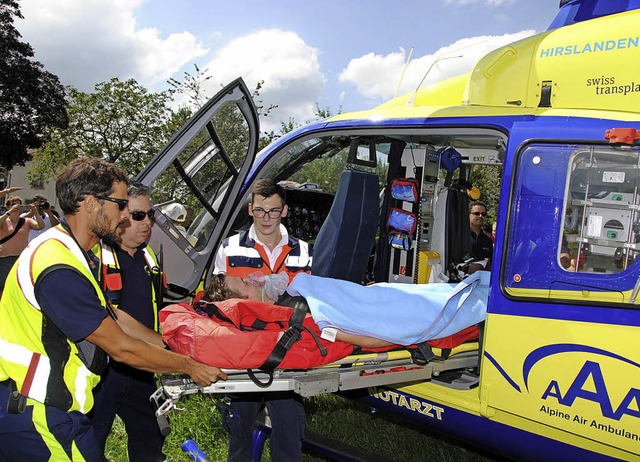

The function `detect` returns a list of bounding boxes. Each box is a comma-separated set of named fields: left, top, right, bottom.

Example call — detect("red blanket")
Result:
left=160, top=300, right=354, bottom=370
left=160, top=299, right=479, bottom=370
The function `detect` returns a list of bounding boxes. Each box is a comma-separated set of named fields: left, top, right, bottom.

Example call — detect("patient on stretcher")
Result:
left=202, top=273, right=394, bottom=348
left=160, top=272, right=488, bottom=370
left=205, top=271, right=489, bottom=346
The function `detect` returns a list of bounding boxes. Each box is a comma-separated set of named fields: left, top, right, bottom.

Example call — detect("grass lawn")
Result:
left=105, top=392, right=500, bottom=461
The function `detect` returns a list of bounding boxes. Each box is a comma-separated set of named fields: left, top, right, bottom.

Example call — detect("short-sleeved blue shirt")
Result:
left=37, top=264, right=107, bottom=343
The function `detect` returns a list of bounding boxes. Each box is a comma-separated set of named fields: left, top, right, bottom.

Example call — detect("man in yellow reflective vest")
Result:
left=90, top=182, right=167, bottom=461
left=0, top=157, right=226, bottom=461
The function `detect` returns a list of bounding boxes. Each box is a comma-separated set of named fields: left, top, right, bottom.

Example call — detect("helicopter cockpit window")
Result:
left=248, top=136, right=390, bottom=242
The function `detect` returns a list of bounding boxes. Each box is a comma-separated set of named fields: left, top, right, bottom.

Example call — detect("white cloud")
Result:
left=13, top=0, right=535, bottom=133
left=339, top=30, right=535, bottom=104
left=194, top=29, right=326, bottom=132
left=17, top=0, right=208, bottom=90
left=339, top=49, right=408, bottom=101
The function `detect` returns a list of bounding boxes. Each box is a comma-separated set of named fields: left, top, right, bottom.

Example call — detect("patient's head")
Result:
left=202, top=273, right=267, bottom=302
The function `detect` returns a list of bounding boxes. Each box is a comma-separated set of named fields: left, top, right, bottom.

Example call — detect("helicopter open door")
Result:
left=136, top=78, right=260, bottom=297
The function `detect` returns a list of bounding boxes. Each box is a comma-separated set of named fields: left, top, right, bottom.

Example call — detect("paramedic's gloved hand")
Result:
left=186, top=359, right=227, bottom=386
left=264, top=272, right=289, bottom=301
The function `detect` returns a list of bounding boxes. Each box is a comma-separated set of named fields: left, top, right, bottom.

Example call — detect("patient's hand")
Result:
left=336, top=331, right=394, bottom=348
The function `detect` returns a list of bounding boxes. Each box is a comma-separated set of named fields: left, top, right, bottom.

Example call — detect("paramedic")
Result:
left=90, top=182, right=167, bottom=461
left=213, top=178, right=312, bottom=462
left=468, top=201, right=494, bottom=273
left=0, top=157, right=226, bottom=462
left=214, top=178, right=313, bottom=279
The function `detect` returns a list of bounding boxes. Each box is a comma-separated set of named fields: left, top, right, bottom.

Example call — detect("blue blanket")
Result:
left=287, top=272, right=490, bottom=345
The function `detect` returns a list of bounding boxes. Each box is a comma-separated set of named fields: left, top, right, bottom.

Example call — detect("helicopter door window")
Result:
left=504, top=143, right=640, bottom=305
left=563, top=147, right=640, bottom=274
left=149, top=102, right=252, bottom=251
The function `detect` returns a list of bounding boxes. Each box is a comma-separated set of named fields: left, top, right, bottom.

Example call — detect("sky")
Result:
left=16, top=0, right=561, bottom=132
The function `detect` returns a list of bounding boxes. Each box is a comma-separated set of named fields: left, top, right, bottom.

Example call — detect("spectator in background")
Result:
left=28, top=194, right=60, bottom=242
left=0, top=194, right=44, bottom=294
left=182, top=203, right=195, bottom=230
left=163, top=202, right=188, bottom=236
left=0, top=187, right=22, bottom=214
left=560, top=234, right=577, bottom=272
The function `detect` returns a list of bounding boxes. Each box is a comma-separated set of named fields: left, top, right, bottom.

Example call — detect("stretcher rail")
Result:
left=152, top=346, right=480, bottom=421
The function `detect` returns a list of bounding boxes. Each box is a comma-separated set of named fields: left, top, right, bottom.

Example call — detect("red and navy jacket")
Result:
left=220, top=229, right=313, bottom=281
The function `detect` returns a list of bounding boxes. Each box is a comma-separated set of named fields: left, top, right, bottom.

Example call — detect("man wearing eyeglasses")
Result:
left=0, top=158, right=225, bottom=461
left=213, top=178, right=312, bottom=462
left=468, top=200, right=494, bottom=273
left=214, top=179, right=312, bottom=281
left=90, top=181, right=168, bottom=461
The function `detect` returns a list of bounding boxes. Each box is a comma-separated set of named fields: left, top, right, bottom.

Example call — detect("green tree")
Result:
left=0, top=0, right=67, bottom=170
left=469, top=164, right=502, bottom=224
left=169, top=64, right=277, bottom=153
left=167, top=63, right=212, bottom=111
left=31, top=78, right=173, bottom=182
left=260, top=104, right=342, bottom=151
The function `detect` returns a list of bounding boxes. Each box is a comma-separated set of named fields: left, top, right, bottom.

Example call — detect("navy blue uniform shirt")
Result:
left=115, top=245, right=154, bottom=330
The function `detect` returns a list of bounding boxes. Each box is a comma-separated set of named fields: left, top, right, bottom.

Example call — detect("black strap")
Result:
left=250, top=319, right=269, bottom=330
left=246, top=369, right=274, bottom=388
left=260, top=324, right=304, bottom=370
left=288, top=298, right=309, bottom=326
left=258, top=298, right=327, bottom=371
left=412, top=342, right=437, bottom=365
left=193, top=301, right=233, bottom=324
left=0, top=217, right=25, bottom=245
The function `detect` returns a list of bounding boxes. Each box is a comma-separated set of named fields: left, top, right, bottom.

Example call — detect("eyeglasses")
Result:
left=470, top=211, right=488, bottom=217
left=252, top=207, right=283, bottom=219
left=130, top=209, right=155, bottom=221
left=96, top=196, right=129, bottom=211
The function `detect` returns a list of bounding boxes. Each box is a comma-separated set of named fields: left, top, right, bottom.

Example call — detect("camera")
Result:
left=39, top=201, right=50, bottom=210
left=19, top=205, right=31, bottom=213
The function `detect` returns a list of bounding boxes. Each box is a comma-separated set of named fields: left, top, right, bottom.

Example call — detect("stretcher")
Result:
left=151, top=341, right=480, bottom=423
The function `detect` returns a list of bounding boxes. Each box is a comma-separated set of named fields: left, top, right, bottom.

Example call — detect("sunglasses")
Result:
left=470, top=212, right=488, bottom=217
left=130, top=209, right=155, bottom=221
left=96, top=196, right=129, bottom=211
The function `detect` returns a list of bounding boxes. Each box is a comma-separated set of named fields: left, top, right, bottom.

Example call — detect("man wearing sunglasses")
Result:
left=468, top=200, right=494, bottom=273
left=213, top=179, right=312, bottom=462
left=90, top=181, right=167, bottom=461
left=0, top=158, right=226, bottom=462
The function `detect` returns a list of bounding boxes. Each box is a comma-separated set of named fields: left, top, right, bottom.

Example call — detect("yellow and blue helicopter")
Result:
left=141, top=1, right=640, bottom=459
